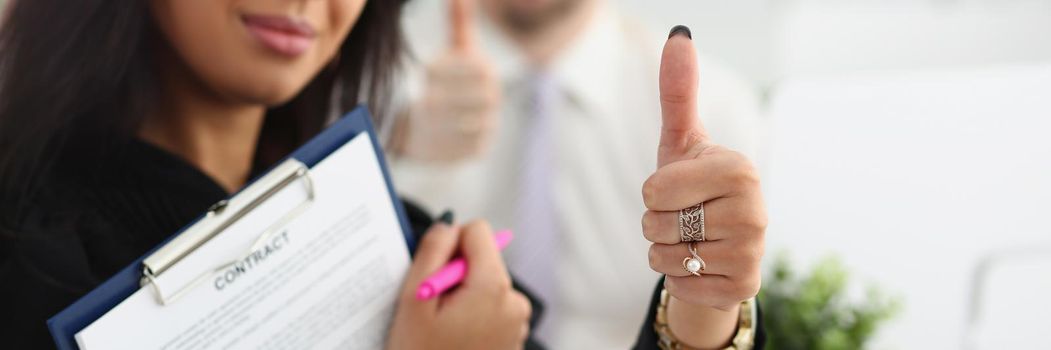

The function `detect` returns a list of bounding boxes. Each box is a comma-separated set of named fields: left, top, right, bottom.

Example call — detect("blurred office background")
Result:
left=618, top=0, right=1051, bottom=348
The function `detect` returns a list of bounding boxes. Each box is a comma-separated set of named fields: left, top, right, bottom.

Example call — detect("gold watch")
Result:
left=653, top=289, right=756, bottom=350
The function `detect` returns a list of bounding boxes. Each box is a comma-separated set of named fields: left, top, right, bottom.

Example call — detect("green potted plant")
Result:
left=760, top=254, right=901, bottom=349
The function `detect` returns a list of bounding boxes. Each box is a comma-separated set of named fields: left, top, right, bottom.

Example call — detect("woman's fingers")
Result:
left=642, top=194, right=766, bottom=245
left=388, top=219, right=530, bottom=349
left=647, top=240, right=760, bottom=278
left=665, top=273, right=762, bottom=310
left=459, top=220, right=512, bottom=289
left=400, top=223, right=460, bottom=304
left=454, top=221, right=528, bottom=349
left=642, top=148, right=759, bottom=211
left=643, top=26, right=767, bottom=324
left=508, top=291, right=533, bottom=339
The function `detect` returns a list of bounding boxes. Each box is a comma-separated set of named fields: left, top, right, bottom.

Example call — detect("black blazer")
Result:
left=0, top=138, right=763, bottom=349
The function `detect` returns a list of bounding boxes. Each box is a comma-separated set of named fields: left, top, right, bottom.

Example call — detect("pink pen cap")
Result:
left=415, top=230, right=514, bottom=300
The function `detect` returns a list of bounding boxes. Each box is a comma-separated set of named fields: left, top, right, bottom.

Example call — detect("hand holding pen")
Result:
left=416, top=228, right=514, bottom=300
left=386, top=210, right=531, bottom=349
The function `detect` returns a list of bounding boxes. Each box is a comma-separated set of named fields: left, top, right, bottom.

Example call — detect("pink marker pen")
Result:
left=415, top=230, right=514, bottom=300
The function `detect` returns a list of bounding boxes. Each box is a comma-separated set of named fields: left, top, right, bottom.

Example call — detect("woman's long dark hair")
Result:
left=0, top=1, right=404, bottom=227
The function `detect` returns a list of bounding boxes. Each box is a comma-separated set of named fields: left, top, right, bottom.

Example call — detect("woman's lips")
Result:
left=241, top=14, right=316, bottom=57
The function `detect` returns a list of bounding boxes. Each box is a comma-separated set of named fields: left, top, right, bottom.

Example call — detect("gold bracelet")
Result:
left=653, top=289, right=756, bottom=350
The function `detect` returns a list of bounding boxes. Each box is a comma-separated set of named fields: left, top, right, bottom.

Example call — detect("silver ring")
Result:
left=678, top=202, right=705, bottom=242
left=681, top=242, right=705, bottom=276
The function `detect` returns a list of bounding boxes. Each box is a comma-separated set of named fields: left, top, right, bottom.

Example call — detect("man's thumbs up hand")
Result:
left=450, top=0, right=477, bottom=52
left=401, top=0, right=500, bottom=162
left=640, top=26, right=767, bottom=348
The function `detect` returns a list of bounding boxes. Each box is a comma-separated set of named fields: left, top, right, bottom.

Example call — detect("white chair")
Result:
left=964, top=244, right=1051, bottom=349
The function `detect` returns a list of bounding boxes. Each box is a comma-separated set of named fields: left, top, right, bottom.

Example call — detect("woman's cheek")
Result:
left=330, top=0, right=367, bottom=39
left=150, top=0, right=367, bottom=106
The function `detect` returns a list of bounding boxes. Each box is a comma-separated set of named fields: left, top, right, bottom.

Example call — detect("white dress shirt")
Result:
left=391, top=3, right=762, bottom=348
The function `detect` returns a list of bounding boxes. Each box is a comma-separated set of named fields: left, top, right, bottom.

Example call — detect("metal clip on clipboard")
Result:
left=140, top=159, right=316, bottom=306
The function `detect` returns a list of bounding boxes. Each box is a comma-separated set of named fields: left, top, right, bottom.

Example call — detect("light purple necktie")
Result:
left=511, top=72, right=559, bottom=340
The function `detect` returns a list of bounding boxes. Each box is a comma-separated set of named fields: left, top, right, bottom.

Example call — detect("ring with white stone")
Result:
left=681, top=242, right=705, bottom=276
left=678, top=202, right=705, bottom=242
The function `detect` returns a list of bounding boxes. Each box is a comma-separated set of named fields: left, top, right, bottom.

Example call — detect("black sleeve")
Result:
left=0, top=223, right=98, bottom=349
left=400, top=199, right=548, bottom=350
left=0, top=252, right=88, bottom=350
left=632, top=277, right=767, bottom=350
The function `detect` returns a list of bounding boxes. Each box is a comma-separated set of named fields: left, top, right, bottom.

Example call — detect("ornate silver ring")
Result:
left=678, top=202, right=705, bottom=242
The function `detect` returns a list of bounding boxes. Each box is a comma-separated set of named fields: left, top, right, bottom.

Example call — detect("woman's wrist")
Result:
left=667, top=294, right=739, bottom=349
left=653, top=287, right=757, bottom=350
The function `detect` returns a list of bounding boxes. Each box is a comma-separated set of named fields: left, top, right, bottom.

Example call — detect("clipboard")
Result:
left=46, top=106, right=415, bottom=349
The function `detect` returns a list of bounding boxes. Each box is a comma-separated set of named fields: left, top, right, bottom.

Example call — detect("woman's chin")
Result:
left=235, top=83, right=310, bottom=107
left=210, top=52, right=332, bottom=108
left=261, top=93, right=300, bottom=107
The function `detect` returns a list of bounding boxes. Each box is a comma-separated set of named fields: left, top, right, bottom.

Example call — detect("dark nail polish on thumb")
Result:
left=668, top=25, right=692, bottom=40
left=437, top=210, right=455, bottom=225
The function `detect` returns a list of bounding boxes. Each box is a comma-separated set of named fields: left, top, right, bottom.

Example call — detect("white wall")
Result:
left=615, top=0, right=1051, bottom=89
left=763, top=65, right=1051, bottom=349
left=612, top=0, right=775, bottom=87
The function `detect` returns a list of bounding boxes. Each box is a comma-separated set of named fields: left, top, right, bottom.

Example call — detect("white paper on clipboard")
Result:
left=75, top=133, right=411, bottom=350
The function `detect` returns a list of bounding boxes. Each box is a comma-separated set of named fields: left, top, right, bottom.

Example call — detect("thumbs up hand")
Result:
left=401, top=0, right=500, bottom=162
left=641, top=26, right=766, bottom=347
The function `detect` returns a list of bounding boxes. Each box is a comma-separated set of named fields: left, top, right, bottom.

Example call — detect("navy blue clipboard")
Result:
left=47, top=106, right=416, bottom=349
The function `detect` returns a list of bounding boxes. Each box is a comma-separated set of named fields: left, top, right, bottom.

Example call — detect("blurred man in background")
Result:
left=387, top=0, right=761, bottom=347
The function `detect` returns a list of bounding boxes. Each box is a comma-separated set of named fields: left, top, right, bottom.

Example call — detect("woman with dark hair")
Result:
left=0, top=0, right=534, bottom=348
left=0, top=0, right=767, bottom=349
